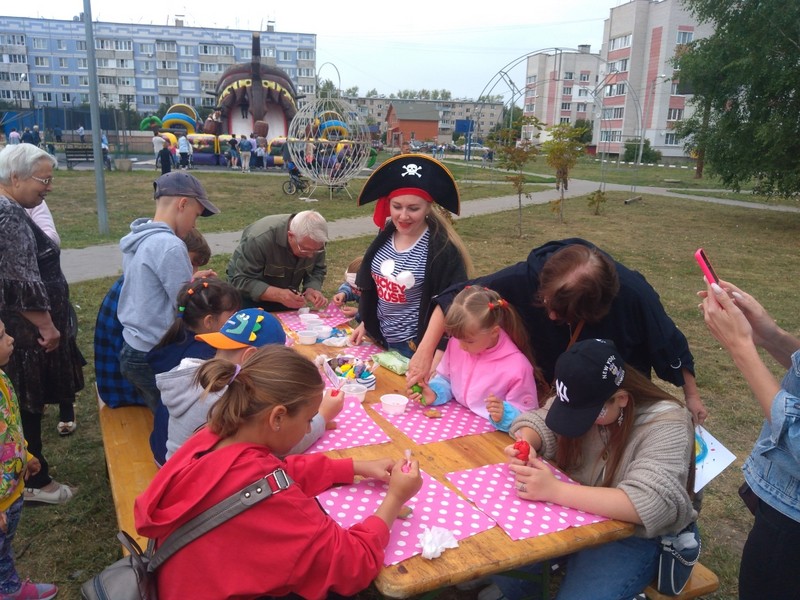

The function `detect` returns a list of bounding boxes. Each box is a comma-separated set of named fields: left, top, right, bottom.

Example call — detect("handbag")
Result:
left=656, top=520, right=701, bottom=596
left=81, top=468, right=293, bottom=600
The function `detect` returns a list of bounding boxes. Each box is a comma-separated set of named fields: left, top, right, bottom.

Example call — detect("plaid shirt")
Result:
left=94, top=276, right=146, bottom=407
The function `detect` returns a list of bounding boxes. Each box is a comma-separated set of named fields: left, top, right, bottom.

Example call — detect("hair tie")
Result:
left=187, top=288, right=194, bottom=295
left=177, top=305, right=186, bottom=317
left=488, top=298, right=508, bottom=310
left=228, top=364, right=241, bottom=385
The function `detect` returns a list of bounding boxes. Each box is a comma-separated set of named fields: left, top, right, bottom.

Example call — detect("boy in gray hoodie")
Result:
left=118, top=172, right=219, bottom=412
left=157, top=308, right=343, bottom=460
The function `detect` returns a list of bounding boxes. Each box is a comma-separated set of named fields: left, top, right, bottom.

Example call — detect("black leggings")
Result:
left=739, top=498, right=800, bottom=599
left=20, top=409, right=52, bottom=489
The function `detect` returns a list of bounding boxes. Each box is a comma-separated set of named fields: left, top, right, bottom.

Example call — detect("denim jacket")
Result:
left=743, top=349, right=800, bottom=523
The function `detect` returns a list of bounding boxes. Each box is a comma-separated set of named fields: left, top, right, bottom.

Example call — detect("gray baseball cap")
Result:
left=153, top=172, right=219, bottom=217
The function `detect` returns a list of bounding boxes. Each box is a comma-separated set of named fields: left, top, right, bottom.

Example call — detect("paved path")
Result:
left=60, top=168, right=800, bottom=284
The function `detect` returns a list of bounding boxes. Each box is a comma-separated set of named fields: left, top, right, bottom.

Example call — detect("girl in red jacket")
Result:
left=135, top=344, right=422, bottom=600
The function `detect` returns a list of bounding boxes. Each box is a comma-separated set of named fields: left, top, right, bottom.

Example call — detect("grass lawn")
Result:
left=15, top=188, right=799, bottom=599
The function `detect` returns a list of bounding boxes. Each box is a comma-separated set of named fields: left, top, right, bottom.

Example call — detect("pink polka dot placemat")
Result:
left=305, top=396, right=392, bottom=454
left=317, top=471, right=496, bottom=565
left=340, top=342, right=385, bottom=361
left=445, top=462, right=609, bottom=541
left=276, top=303, right=350, bottom=332
left=379, top=400, right=496, bottom=445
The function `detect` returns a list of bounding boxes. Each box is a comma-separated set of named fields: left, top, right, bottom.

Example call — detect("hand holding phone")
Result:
left=694, top=248, right=719, bottom=284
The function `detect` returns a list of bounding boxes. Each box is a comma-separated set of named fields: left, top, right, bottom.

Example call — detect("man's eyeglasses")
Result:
left=292, top=234, right=325, bottom=255
left=30, top=176, right=53, bottom=185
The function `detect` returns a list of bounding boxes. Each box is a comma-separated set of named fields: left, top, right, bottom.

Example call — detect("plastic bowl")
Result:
left=297, top=330, right=318, bottom=345
left=298, top=307, right=310, bottom=315
left=299, top=313, right=322, bottom=324
left=380, top=394, right=409, bottom=415
left=342, top=383, right=368, bottom=403
left=314, top=325, right=333, bottom=340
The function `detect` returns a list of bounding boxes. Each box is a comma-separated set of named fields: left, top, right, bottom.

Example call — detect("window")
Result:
left=664, top=132, right=681, bottom=145
left=279, top=51, right=291, bottom=61
left=159, top=60, right=177, bottom=70
left=61, top=92, right=71, bottom=102
left=563, top=87, right=572, bottom=96
left=576, top=103, right=587, bottom=112
left=240, top=49, right=251, bottom=59
left=78, top=76, right=89, bottom=87
left=95, top=39, right=112, bottom=50
left=182, top=80, right=196, bottom=91
left=59, top=58, right=68, bottom=68
left=525, top=103, right=535, bottom=112
left=32, top=38, right=47, bottom=50
left=200, top=63, right=224, bottom=73
left=297, top=49, right=314, bottom=60
left=140, top=61, right=154, bottom=73
left=667, top=108, right=684, bottom=121
left=180, top=97, right=196, bottom=106
left=262, top=46, right=275, bottom=58
left=37, top=92, right=53, bottom=103
left=141, top=78, right=156, bottom=89
left=35, top=74, right=51, bottom=85
left=115, top=40, right=132, bottom=51
left=180, top=63, right=194, bottom=74
left=77, top=58, right=88, bottom=69
left=527, top=75, right=537, bottom=85
left=201, top=97, right=216, bottom=107
left=157, top=41, right=177, bottom=52
left=120, top=94, right=135, bottom=104
left=98, top=76, right=116, bottom=85
left=0, top=90, right=12, bottom=100
left=179, top=45, right=193, bottom=56
left=8, top=54, right=27, bottom=64
left=141, top=94, right=156, bottom=105
left=564, top=72, right=574, bottom=80
left=1, top=34, right=25, bottom=45
left=139, top=43, right=155, bottom=54
left=608, top=58, right=629, bottom=72
left=561, top=102, right=571, bottom=110
left=578, top=88, right=589, bottom=97
left=298, top=68, right=314, bottom=77
left=604, top=83, right=626, bottom=96
left=198, top=44, right=233, bottom=56
left=609, top=34, right=632, bottom=50
left=76, top=40, right=86, bottom=51
left=96, top=58, right=111, bottom=68
left=579, top=72, right=590, bottom=82
left=158, top=77, right=179, bottom=87
left=671, top=82, right=681, bottom=95
left=34, top=56, right=49, bottom=67
left=79, top=93, right=89, bottom=103
left=559, top=117, right=571, bottom=124
left=600, top=130, right=623, bottom=142
left=117, top=59, right=133, bottom=69
left=601, top=107, right=625, bottom=119
left=117, top=76, right=135, bottom=87
left=676, top=31, right=694, bottom=45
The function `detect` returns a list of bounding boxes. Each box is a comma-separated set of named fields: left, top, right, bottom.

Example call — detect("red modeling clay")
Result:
left=513, top=440, right=531, bottom=462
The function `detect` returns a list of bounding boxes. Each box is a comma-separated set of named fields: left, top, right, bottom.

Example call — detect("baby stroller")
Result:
left=282, top=163, right=311, bottom=195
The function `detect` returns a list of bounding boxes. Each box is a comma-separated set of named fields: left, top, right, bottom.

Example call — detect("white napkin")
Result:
left=418, top=525, right=458, bottom=559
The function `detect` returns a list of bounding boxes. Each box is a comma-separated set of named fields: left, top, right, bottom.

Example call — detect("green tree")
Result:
left=542, top=123, right=587, bottom=223
left=677, top=0, right=800, bottom=195
left=366, top=89, right=379, bottom=98
left=318, top=79, right=338, bottom=97
left=573, top=119, right=594, bottom=144
left=344, top=86, right=359, bottom=97
left=488, top=115, right=543, bottom=237
left=623, top=138, right=661, bottom=164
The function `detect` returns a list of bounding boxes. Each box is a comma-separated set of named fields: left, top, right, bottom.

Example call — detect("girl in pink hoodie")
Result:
left=409, top=287, right=545, bottom=431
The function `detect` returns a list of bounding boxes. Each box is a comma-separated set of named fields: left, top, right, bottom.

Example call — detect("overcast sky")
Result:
left=5, top=0, right=626, bottom=101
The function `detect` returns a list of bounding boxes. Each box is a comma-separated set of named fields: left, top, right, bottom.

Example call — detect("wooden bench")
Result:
left=97, top=392, right=158, bottom=551
left=645, top=562, right=719, bottom=599
left=64, top=145, right=95, bottom=169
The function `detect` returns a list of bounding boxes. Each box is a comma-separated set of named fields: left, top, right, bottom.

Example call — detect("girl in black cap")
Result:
left=493, top=338, right=696, bottom=600
left=350, top=155, right=473, bottom=358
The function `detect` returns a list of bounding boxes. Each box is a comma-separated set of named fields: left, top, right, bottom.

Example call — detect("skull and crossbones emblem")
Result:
left=401, top=163, right=423, bottom=178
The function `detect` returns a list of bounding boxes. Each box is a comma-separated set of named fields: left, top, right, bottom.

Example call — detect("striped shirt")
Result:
left=373, top=229, right=430, bottom=343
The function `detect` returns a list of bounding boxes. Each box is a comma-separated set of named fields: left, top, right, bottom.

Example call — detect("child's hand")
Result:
left=340, top=306, right=358, bottom=318
left=24, top=456, right=41, bottom=479
left=319, top=389, right=345, bottom=424
left=485, top=394, right=504, bottom=422
left=407, top=380, right=434, bottom=406
left=349, top=322, right=366, bottom=345
left=354, top=458, right=394, bottom=482
left=332, top=292, right=346, bottom=306
left=387, top=457, right=423, bottom=504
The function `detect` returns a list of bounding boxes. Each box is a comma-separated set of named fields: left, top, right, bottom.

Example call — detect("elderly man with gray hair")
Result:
left=227, top=210, right=329, bottom=311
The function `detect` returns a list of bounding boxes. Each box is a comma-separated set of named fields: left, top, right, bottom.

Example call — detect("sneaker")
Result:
left=57, top=420, right=76, bottom=436
left=23, top=480, right=76, bottom=505
left=477, top=583, right=505, bottom=600
left=1, top=579, right=58, bottom=599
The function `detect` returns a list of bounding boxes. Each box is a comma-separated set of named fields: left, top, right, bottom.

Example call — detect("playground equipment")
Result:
left=285, top=94, right=373, bottom=198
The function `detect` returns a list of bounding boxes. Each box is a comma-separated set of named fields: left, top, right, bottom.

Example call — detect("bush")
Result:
left=623, top=138, right=662, bottom=163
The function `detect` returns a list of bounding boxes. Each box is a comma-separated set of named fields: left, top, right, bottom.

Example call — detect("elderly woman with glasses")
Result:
left=0, top=144, right=83, bottom=505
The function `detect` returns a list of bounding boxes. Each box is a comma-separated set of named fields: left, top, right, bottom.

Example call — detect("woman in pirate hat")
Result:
left=350, top=154, right=473, bottom=358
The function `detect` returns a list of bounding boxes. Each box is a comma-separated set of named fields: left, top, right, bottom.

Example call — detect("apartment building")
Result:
left=521, top=0, right=714, bottom=158
left=0, top=15, right=316, bottom=114
left=346, top=95, right=504, bottom=144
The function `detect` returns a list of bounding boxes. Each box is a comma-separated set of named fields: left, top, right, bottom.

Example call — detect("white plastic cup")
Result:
left=297, top=330, right=317, bottom=345
left=342, top=383, right=368, bottom=403
left=380, top=393, right=409, bottom=415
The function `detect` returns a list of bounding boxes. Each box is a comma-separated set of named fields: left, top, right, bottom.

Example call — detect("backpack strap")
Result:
left=148, top=468, right=293, bottom=571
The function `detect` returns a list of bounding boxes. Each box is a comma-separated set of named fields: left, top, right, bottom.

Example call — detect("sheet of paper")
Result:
left=305, top=396, right=392, bottom=454
left=694, top=425, right=737, bottom=492
left=317, top=471, right=496, bottom=565
left=379, top=399, right=496, bottom=445
left=446, top=462, right=608, bottom=542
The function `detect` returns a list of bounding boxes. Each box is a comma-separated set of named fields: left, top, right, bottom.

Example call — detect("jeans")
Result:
left=119, top=342, right=160, bottom=413
left=0, top=497, right=23, bottom=593
left=492, top=536, right=660, bottom=600
left=739, top=498, right=800, bottom=599
left=387, top=341, right=415, bottom=359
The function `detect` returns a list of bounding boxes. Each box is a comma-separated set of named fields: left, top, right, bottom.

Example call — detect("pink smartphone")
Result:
left=694, top=248, right=719, bottom=284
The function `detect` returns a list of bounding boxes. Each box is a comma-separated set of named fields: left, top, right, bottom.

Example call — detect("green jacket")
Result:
left=226, top=214, right=326, bottom=302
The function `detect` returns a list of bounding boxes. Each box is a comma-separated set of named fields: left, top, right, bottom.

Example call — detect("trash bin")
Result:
left=116, top=158, right=132, bottom=172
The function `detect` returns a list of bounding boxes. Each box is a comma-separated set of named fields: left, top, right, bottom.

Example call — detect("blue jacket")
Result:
left=743, top=349, right=800, bottom=522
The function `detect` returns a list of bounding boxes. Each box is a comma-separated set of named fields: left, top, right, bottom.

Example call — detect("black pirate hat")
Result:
left=357, top=154, right=460, bottom=228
